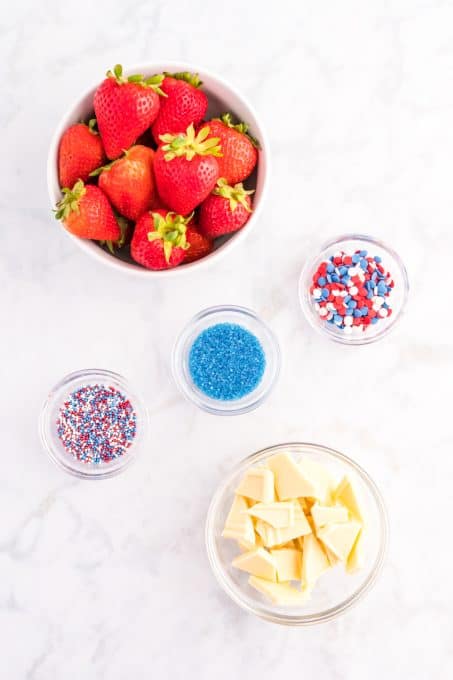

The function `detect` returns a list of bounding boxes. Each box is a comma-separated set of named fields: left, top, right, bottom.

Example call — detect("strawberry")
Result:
left=131, top=209, right=191, bottom=270
left=154, top=124, right=221, bottom=215
left=55, top=180, right=121, bottom=240
left=100, top=213, right=131, bottom=254
left=58, top=119, right=105, bottom=189
left=184, top=225, right=213, bottom=263
left=91, top=145, right=155, bottom=221
left=199, top=113, right=258, bottom=184
left=199, top=178, right=254, bottom=238
left=94, top=64, right=165, bottom=160
left=151, top=72, right=208, bottom=144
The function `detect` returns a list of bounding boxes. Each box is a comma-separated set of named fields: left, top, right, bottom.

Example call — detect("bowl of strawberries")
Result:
left=47, top=62, right=268, bottom=274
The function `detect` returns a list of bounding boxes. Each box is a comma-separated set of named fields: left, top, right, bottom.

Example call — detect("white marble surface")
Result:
left=1, top=0, right=452, bottom=677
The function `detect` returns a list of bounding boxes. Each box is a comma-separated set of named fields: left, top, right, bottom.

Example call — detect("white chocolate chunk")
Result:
left=246, top=501, right=295, bottom=528
left=311, top=502, right=349, bottom=530
left=317, top=520, right=361, bottom=562
left=267, top=453, right=318, bottom=499
left=236, top=467, right=275, bottom=503
left=270, top=548, right=302, bottom=581
left=301, top=532, right=330, bottom=588
left=232, top=548, right=277, bottom=581
left=249, top=576, right=311, bottom=605
left=334, top=476, right=365, bottom=522
left=298, top=458, right=336, bottom=503
left=346, top=528, right=365, bottom=573
left=222, top=495, right=255, bottom=545
left=254, top=502, right=311, bottom=547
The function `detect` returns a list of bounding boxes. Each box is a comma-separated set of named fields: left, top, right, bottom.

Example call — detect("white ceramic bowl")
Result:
left=47, top=62, right=269, bottom=277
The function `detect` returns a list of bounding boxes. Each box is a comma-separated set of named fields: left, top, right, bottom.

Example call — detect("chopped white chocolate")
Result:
left=267, top=453, right=318, bottom=499
left=246, top=501, right=295, bottom=528
left=222, top=495, right=255, bottom=545
left=270, top=548, right=302, bottom=581
left=311, top=502, right=349, bottom=530
left=317, top=520, right=362, bottom=562
left=236, top=467, right=275, bottom=503
left=346, top=528, right=365, bottom=573
left=249, top=576, right=311, bottom=605
left=301, top=532, right=330, bottom=587
left=232, top=548, right=277, bottom=581
left=334, top=476, right=365, bottom=522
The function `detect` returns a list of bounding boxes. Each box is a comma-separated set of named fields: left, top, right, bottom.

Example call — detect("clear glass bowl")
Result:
left=172, top=305, right=281, bottom=415
left=39, top=368, right=148, bottom=479
left=299, top=234, right=409, bottom=345
left=205, top=442, right=388, bottom=626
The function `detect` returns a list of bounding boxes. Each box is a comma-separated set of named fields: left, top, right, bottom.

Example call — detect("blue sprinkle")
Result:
left=317, top=276, right=326, bottom=286
left=353, top=309, right=362, bottom=318
left=360, top=307, right=368, bottom=316
left=349, top=300, right=357, bottom=309
left=374, top=255, right=382, bottom=263
left=360, top=258, right=368, bottom=269
left=371, top=317, right=379, bottom=324
left=331, top=274, right=339, bottom=282
left=360, top=249, right=368, bottom=256
left=334, top=314, right=343, bottom=324
left=352, top=254, right=360, bottom=264
left=322, top=288, right=329, bottom=298
left=339, top=266, right=348, bottom=276
left=341, top=276, right=350, bottom=285
left=327, top=263, right=335, bottom=273
left=344, top=295, right=352, bottom=303
left=326, top=274, right=332, bottom=283
left=189, top=323, right=265, bottom=401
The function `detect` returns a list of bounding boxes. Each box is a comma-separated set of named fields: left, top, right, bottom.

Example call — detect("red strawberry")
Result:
left=199, top=113, right=258, bottom=184
left=91, top=145, right=155, bottom=221
left=199, top=178, right=254, bottom=238
left=55, top=180, right=121, bottom=240
left=58, top=119, right=105, bottom=188
left=151, top=72, right=208, bottom=145
left=154, top=124, right=221, bottom=215
left=131, top=209, right=191, bottom=270
left=184, top=225, right=213, bottom=263
left=94, top=64, right=165, bottom=160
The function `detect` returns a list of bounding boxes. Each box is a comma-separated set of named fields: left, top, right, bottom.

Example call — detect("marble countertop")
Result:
left=1, top=0, right=451, bottom=677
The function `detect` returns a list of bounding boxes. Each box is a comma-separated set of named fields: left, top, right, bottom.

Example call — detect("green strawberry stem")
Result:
left=160, top=124, right=222, bottom=161
left=54, top=179, right=86, bottom=220
left=165, top=71, right=202, bottom=88
left=87, top=118, right=99, bottom=134
left=217, top=112, right=260, bottom=149
left=148, top=211, right=191, bottom=263
left=213, top=178, right=254, bottom=212
left=106, top=64, right=167, bottom=96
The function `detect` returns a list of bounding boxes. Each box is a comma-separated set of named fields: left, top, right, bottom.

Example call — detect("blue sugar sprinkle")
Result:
left=327, top=264, right=335, bottom=273
left=188, top=323, right=266, bottom=401
left=317, top=276, right=326, bottom=286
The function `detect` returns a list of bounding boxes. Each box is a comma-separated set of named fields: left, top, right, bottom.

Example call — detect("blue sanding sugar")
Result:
left=188, top=323, right=266, bottom=401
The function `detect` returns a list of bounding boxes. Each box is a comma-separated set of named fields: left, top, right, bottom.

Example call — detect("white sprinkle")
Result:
left=331, top=289, right=340, bottom=296
left=333, top=251, right=342, bottom=259
left=344, top=316, right=353, bottom=326
left=349, top=286, right=358, bottom=295
left=327, top=312, right=334, bottom=321
left=314, top=302, right=320, bottom=311
left=326, top=302, right=336, bottom=311
left=313, top=288, right=322, bottom=299
left=343, top=326, right=353, bottom=335
left=319, top=307, right=328, bottom=317
left=379, top=308, right=388, bottom=317
left=340, top=290, right=348, bottom=297
left=372, top=296, right=384, bottom=307
left=348, top=267, right=357, bottom=276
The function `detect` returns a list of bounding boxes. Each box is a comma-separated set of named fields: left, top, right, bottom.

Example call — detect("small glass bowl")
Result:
left=299, top=234, right=409, bottom=345
left=172, top=305, right=281, bottom=415
left=39, top=368, right=148, bottom=479
left=205, top=442, right=388, bottom=626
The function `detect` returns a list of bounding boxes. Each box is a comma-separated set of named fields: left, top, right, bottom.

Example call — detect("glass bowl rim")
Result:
left=172, top=304, right=281, bottom=416
left=205, top=441, right=388, bottom=626
left=298, top=233, right=410, bottom=346
left=38, top=367, right=149, bottom=480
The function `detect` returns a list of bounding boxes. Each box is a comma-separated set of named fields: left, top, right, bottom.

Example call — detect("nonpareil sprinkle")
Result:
left=309, top=249, right=394, bottom=335
left=189, top=323, right=266, bottom=401
left=56, top=384, right=137, bottom=464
